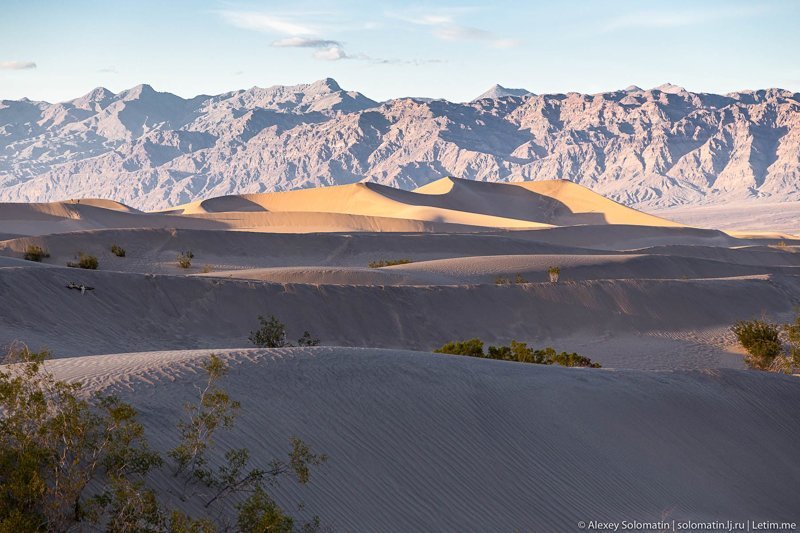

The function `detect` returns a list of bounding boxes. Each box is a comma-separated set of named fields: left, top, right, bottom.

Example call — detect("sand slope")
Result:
left=3, top=265, right=799, bottom=369
left=415, top=177, right=682, bottom=226
left=43, top=347, right=800, bottom=531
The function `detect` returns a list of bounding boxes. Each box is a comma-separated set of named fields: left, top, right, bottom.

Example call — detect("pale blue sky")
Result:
left=1, top=0, right=798, bottom=102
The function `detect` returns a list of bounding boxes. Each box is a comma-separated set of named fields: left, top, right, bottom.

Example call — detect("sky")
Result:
left=1, top=0, right=799, bottom=103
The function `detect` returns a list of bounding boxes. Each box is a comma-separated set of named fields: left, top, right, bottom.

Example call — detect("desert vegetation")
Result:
left=496, top=274, right=529, bottom=285
left=0, top=345, right=325, bottom=531
left=732, top=315, right=800, bottom=373
left=23, top=245, right=49, bottom=262
left=368, top=258, right=412, bottom=268
left=434, top=338, right=600, bottom=368
left=548, top=266, right=561, bottom=283
left=67, top=253, right=99, bottom=270
left=177, top=251, right=194, bottom=269
left=249, top=315, right=320, bottom=348
left=110, top=244, right=126, bottom=257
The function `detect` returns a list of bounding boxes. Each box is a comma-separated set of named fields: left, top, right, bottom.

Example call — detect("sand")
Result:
left=40, top=347, right=800, bottom=531
left=2, top=178, right=799, bottom=528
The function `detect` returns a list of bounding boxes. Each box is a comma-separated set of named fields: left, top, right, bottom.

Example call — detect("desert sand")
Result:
left=1, top=178, right=799, bottom=528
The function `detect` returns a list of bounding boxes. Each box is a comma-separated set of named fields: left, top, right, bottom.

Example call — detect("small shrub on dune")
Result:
left=0, top=346, right=326, bottom=530
left=548, top=266, right=561, bottom=283
left=514, top=274, right=528, bottom=284
left=67, top=253, right=98, bottom=270
left=434, top=338, right=485, bottom=357
left=110, top=244, right=126, bottom=257
left=731, top=319, right=783, bottom=370
left=433, top=338, right=600, bottom=368
left=548, top=349, right=602, bottom=368
left=297, top=331, right=320, bottom=347
left=177, top=251, right=194, bottom=269
left=23, top=245, right=50, bottom=262
left=783, top=314, right=800, bottom=373
left=368, top=258, right=412, bottom=268
left=494, top=276, right=510, bottom=285
left=249, top=315, right=320, bottom=348
left=201, top=264, right=214, bottom=274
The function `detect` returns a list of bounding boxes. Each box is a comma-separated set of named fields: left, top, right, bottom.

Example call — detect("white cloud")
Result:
left=395, top=10, right=521, bottom=49
left=0, top=61, right=37, bottom=70
left=218, top=11, right=314, bottom=35
left=272, top=37, right=342, bottom=48
left=313, top=46, right=348, bottom=61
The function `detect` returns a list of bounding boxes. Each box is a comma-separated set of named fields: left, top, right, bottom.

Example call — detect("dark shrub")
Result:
left=548, top=349, right=602, bottom=368
left=67, top=253, right=98, bottom=270
left=435, top=338, right=601, bottom=368
left=494, top=276, right=510, bottom=285
left=249, top=315, right=289, bottom=348
left=23, top=245, right=50, bottom=262
left=731, top=319, right=783, bottom=370
left=110, top=244, right=126, bottom=257
left=249, top=316, right=320, bottom=348
left=177, top=251, right=194, bottom=269
left=434, top=338, right=485, bottom=357
left=298, top=331, right=320, bottom=347
left=368, top=258, right=412, bottom=268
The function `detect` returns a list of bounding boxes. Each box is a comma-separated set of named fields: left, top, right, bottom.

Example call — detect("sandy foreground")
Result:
left=1, top=178, right=799, bottom=529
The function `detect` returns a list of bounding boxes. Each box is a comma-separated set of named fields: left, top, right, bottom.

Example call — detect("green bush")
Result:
left=0, top=346, right=325, bottom=530
left=23, top=245, right=49, bottom=262
left=249, top=315, right=320, bottom=348
left=433, top=338, right=600, bottom=368
left=434, top=338, right=485, bottom=357
left=110, top=244, right=126, bottom=257
left=67, top=253, right=98, bottom=269
left=731, top=319, right=783, bottom=370
left=783, top=313, right=800, bottom=373
left=368, top=258, right=412, bottom=268
left=177, top=251, right=194, bottom=269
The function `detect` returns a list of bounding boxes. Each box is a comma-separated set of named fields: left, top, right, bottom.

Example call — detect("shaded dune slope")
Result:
left=2, top=265, right=798, bottom=362
left=44, top=347, right=800, bottom=531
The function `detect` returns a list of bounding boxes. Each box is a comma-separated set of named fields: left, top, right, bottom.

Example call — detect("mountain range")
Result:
left=1, top=78, right=798, bottom=211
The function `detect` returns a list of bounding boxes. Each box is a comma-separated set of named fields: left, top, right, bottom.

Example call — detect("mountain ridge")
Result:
left=1, top=79, right=799, bottom=211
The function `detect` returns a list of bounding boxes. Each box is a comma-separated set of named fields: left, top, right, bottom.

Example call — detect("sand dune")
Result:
left=3, top=264, right=797, bottom=369
left=41, top=347, right=800, bottom=531
left=385, top=253, right=800, bottom=283
left=0, top=228, right=596, bottom=274
left=175, top=178, right=680, bottom=230
left=415, top=177, right=682, bottom=226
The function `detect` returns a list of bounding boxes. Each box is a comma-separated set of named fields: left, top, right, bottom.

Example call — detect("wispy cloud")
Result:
left=313, top=46, right=348, bottom=61
left=393, top=9, right=521, bottom=49
left=218, top=9, right=445, bottom=65
left=269, top=36, right=348, bottom=61
left=0, top=61, right=37, bottom=70
left=218, top=10, right=315, bottom=35
left=601, top=5, right=769, bottom=32
left=272, top=37, right=342, bottom=48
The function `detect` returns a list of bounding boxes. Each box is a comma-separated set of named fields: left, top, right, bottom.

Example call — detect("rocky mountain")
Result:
left=474, top=84, right=532, bottom=100
left=1, top=79, right=799, bottom=211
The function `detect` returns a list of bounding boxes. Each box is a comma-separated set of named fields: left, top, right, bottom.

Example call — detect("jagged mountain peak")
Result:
left=653, top=83, right=687, bottom=94
left=307, top=77, right=342, bottom=93
left=473, top=84, right=532, bottom=101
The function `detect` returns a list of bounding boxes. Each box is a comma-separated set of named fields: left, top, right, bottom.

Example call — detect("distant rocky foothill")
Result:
left=1, top=78, right=798, bottom=211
